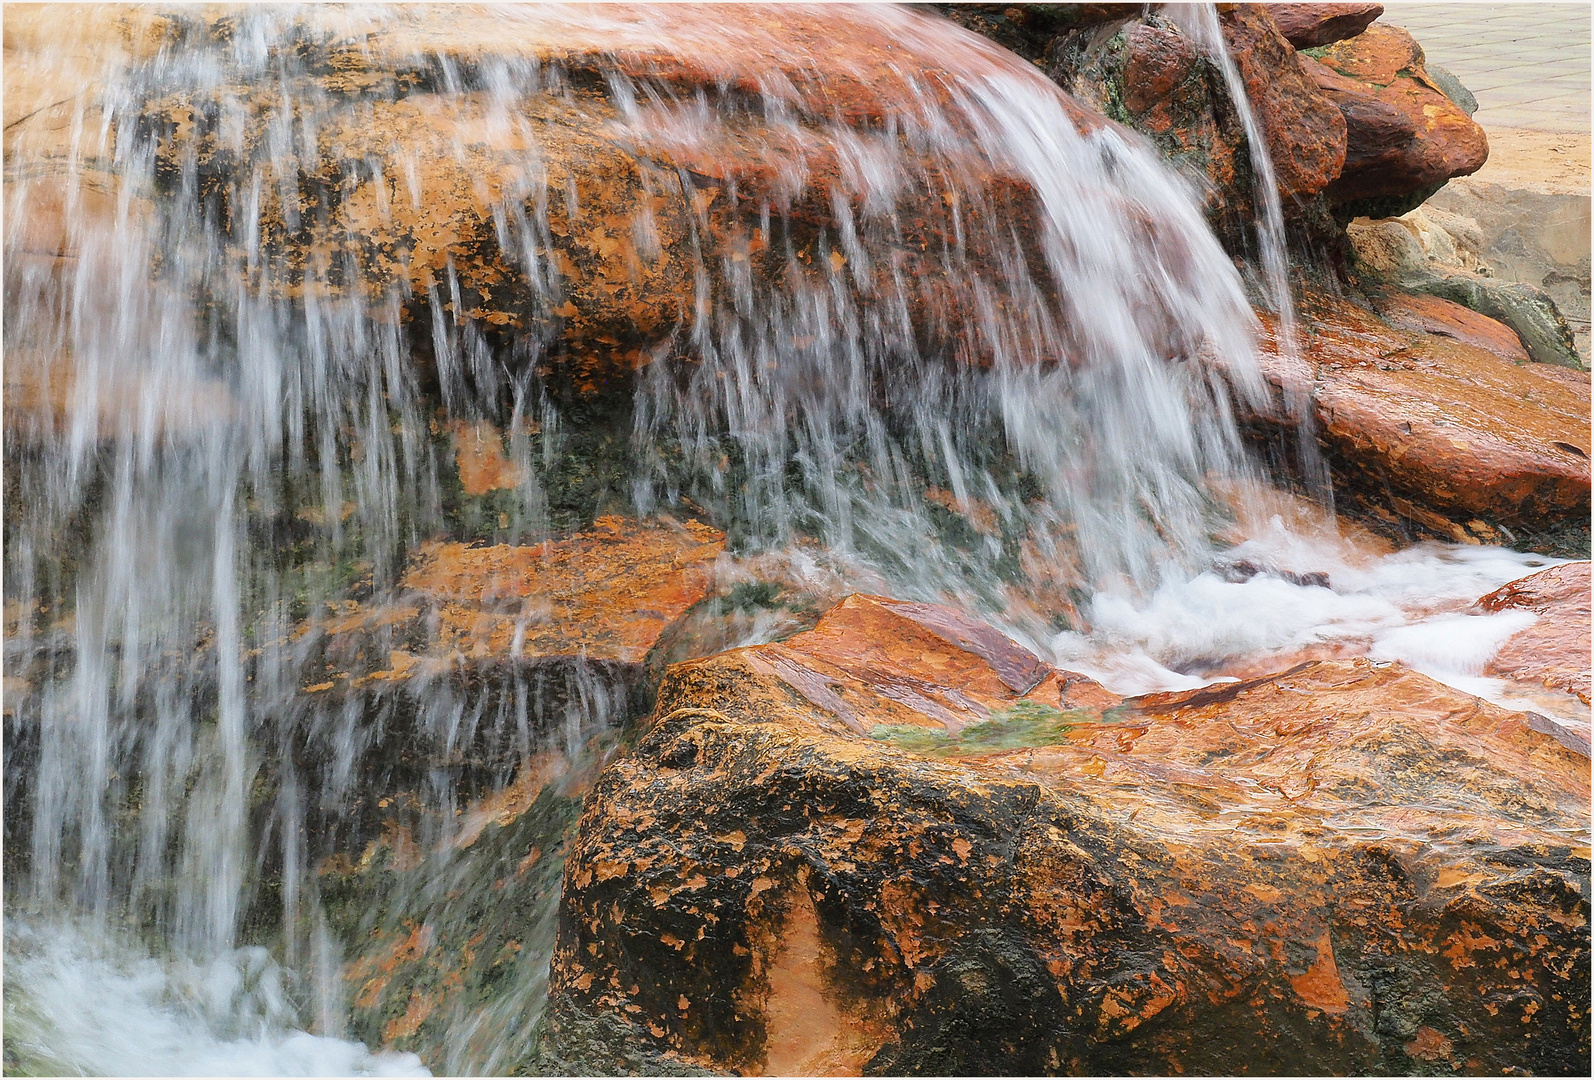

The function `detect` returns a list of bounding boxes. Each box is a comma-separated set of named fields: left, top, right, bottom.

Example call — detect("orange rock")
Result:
left=1369, top=290, right=1529, bottom=363
left=546, top=601, right=1589, bottom=1075
left=1313, top=24, right=1489, bottom=214
left=395, top=516, right=725, bottom=667
left=1220, top=5, right=1348, bottom=201
left=1475, top=562, right=1592, bottom=705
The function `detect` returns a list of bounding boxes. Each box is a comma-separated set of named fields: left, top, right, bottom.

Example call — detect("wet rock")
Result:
left=1250, top=293, right=1590, bottom=535
left=1045, top=6, right=1345, bottom=250
left=77, top=5, right=1117, bottom=399
left=1269, top=3, right=1384, bottom=49
left=1312, top=24, right=1489, bottom=218
left=1475, top=562, right=1592, bottom=706
left=1369, top=291, right=1529, bottom=363
left=544, top=599, right=1590, bottom=1075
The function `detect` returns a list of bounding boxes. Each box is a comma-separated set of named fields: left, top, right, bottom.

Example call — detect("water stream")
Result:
left=1, top=4, right=1577, bottom=1074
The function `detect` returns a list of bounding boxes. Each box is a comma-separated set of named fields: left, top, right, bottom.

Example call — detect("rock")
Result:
left=1269, top=3, right=1384, bottom=49
left=1475, top=562, right=1592, bottom=706
left=1047, top=6, right=1346, bottom=248
left=1248, top=293, right=1590, bottom=533
left=544, top=598, right=1589, bottom=1075
left=1311, top=24, right=1489, bottom=218
left=1420, top=273, right=1584, bottom=370
left=1427, top=177, right=1592, bottom=367
left=1346, top=209, right=1585, bottom=369
left=302, top=516, right=725, bottom=687
left=1369, top=291, right=1529, bottom=363
left=39, top=5, right=1118, bottom=401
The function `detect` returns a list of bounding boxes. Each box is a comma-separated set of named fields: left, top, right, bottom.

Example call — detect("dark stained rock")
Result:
left=935, top=4, right=1141, bottom=65
left=1270, top=3, right=1385, bottom=49
left=542, top=597, right=1590, bottom=1075
left=1044, top=5, right=1346, bottom=251
left=1312, top=24, right=1489, bottom=218
left=1369, top=289, right=1530, bottom=363
left=1248, top=293, right=1590, bottom=535
left=1475, top=561, right=1592, bottom=706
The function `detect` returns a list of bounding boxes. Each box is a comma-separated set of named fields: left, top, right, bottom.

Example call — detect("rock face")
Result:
left=1270, top=3, right=1385, bottom=49
left=544, top=597, right=1590, bottom=1075
left=1248, top=293, right=1590, bottom=538
left=1311, top=24, right=1489, bottom=218
left=1476, top=562, right=1593, bottom=706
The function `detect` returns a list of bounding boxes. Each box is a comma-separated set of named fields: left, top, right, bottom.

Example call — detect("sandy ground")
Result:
left=1471, top=128, right=1592, bottom=196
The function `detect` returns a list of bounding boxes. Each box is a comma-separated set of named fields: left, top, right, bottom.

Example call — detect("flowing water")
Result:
left=1, top=4, right=1577, bottom=1075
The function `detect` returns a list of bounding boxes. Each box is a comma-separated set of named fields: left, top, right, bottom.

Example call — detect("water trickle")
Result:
left=2, top=4, right=1577, bottom=1074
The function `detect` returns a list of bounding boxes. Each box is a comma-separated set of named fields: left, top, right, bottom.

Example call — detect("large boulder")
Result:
left=1309, top=24, right=1489, bottom=218
left=543, top=595, right=1590, bottom=1075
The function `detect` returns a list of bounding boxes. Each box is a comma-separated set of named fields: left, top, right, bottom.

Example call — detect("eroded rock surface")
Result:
left=1476, top=561, right=1592, bottom=706
left=544, top=599, right=1590, bottom=1075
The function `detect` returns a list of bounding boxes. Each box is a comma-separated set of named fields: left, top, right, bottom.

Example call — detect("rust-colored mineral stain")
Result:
left=1289, top=933, right=1351, bottom=1015
left=450, top=419, right=522, bottom=495
left=760, top=884, right=886, bottom=1076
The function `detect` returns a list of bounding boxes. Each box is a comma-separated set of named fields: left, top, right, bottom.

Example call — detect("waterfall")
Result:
left=1, top=4, right=1565, bottom=1074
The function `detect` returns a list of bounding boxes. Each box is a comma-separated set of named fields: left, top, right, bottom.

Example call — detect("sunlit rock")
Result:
left=544, top=601, right=1589, bottom=1075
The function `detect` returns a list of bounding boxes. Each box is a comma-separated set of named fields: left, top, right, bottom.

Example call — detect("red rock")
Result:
left=1476, top=562, right=1592, bottom=704
left=1312, top=24, right=1488, bottom=212
left=1268, top=3, right=1384, bottom=49
left=1220, top=6, right=1349, bottom=201
left=1369, top=290, right=1530, bottom=363
left=544, top=599, right=1590, bottom=1075
left=1250, top=293, right=1590, bottom=529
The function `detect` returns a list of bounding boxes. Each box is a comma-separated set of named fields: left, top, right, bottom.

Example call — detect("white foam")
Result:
left=1049, top=533, right=1578, bottom=722
left=3, top=919, right=430, bottom=1078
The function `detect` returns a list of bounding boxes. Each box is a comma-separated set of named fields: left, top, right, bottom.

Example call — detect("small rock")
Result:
left=1475, top=561, right=1592, bottom=704
left=1269, top=3, right=1384, bottom=49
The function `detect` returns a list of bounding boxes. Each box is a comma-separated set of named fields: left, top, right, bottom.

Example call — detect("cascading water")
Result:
left=2, top=4, right=1575, bottom=1075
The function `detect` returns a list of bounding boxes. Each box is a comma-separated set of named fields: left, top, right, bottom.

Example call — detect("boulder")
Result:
left=1475, top=562, right=1592, bottom=706
left=1269, top=3, right=1385, bottom=49
left=22, top=5, right=1122, bottom=401
left=543, top=597, right=1589, bottom=1075
left=1248, top=293, right=1590, bottom=536
left=1047, top=6, right=1346, bottom=247
left=1310, top=24, right=1489, bottom=218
